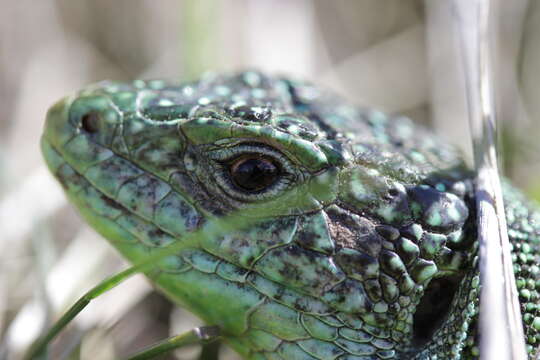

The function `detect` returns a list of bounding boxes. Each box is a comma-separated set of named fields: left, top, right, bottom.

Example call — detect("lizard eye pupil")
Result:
left=230, top=157, right=279, bottom=192
left=81, top=111, right=101, bottom=133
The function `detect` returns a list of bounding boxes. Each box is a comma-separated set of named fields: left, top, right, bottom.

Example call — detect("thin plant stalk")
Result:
left=452, top=0, right=527, bottom=359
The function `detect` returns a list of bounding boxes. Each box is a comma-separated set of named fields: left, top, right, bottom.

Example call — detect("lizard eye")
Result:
left=206, top=142, right=297, bottom=202
left=230, top=157, right=280, bottom=192
left=81, top=111, right=101, bottom=134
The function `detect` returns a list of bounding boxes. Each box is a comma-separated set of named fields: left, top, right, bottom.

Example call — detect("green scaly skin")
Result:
left=41, top=72, right=540, bottom=359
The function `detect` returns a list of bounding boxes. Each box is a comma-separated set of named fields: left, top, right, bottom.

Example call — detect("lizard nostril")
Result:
left=81, top=111, right=101, bottom=134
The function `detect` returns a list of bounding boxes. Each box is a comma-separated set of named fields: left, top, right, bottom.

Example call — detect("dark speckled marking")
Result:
left=226, top=104, right=272, bottom=123
left=326, top=206, right=382, bottom=257
left=335, top=248, right=379, bottom=281
left=254, top=244, right=346, bottom=295
left=394, top=237, right=420, bottom=267
left=407, top=185, right=468, bottom=232
left=294, top=211, right=334, bottom=254
left=203, top=216, right=298, bottom=268
left=375, top=226, right=400, bottom=241
left=379, top=250, right=408, bottom=279
left=322, top=279, right=373, bottom=314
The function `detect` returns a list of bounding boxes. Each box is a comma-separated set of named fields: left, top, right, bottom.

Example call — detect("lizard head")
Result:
left=42, top=72, right=478, bottom=358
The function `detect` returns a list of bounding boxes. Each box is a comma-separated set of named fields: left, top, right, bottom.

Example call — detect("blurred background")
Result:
left=0, top=1, right=539, bottom=359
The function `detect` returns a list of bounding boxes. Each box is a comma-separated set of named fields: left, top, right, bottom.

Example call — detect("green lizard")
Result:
left=41, top=71, right=540, bottom=359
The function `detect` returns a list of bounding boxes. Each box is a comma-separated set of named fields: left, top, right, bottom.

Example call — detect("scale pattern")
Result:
left=41, top=71, right=540, bottom=359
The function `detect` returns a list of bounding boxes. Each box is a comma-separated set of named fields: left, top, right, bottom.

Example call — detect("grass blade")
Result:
left=452, top=0, right=527, bottom=358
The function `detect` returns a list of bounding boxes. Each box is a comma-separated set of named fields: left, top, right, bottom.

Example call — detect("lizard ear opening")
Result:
left=412, top=275, right=461, bottom=347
